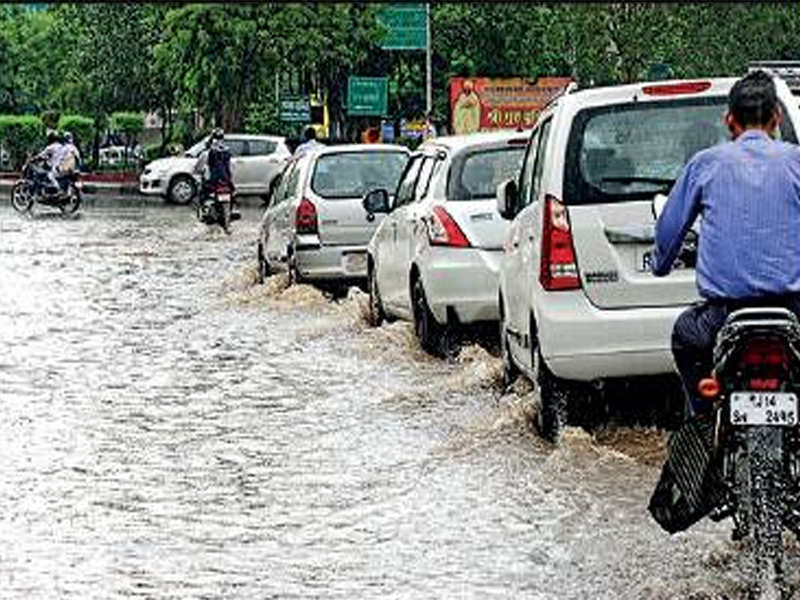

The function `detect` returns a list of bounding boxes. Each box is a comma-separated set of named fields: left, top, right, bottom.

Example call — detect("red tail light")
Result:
left=296, top=198, right=318, bottom=234
left=540, top=195, right=580, bottom=290
left=428, top=206, right=470, bottom=248
left=739, top=338, right=789, bottom=391
left=641, top=81, right=711, bottom=96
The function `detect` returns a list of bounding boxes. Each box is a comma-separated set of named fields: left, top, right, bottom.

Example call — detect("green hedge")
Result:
left=110, top=111, right=144, bottom=137
left=41, top=110, right=60, bottom=130
left=58, top=114, right=94, bottom=149
left=0, top=115, right=45, bottom=169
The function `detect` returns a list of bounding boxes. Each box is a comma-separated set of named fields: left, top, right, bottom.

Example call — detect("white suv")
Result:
left=139, top=134, right=290, bottom=204
left=496, top=77, right=800, bottom=440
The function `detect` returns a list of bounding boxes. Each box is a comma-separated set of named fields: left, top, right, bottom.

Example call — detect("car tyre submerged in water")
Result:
left=412, top=276, right=446, bottom=356
left=367, top=263, right=385, bottom=327
left=168, top=174, right=197, bottom=205
left=257, top=242, right=270, bottom=284
left=499, top=307, right=519, bottom=389
left=11, top=181, right=33, bottom=213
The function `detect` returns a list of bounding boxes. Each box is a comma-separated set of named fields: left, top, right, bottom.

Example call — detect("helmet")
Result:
left=64, top=131, right=73, bottom=143
left=211, top=127, right=224, bottom=141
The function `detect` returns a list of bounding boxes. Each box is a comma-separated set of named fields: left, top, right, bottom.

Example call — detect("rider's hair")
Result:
left=729, top=70, right=778, bottom=127
left=304, top=126, right=317, bottom=141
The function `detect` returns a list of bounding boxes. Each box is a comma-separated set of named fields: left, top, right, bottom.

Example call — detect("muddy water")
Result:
left=1, top=204, right=798, bottom=599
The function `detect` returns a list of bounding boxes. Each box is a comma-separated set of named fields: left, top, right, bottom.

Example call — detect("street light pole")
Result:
left=425, top=2, right=432, bottom=116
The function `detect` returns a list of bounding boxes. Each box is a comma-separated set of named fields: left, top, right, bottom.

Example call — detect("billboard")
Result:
left=449, top=76, right=573, bottom=134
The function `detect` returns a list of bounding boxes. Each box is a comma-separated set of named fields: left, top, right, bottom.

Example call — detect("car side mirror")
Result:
left=496, top=178, right=519, bottom=220
left=652, top=193, right=668, bottom=220
left=362, top=188, right=390, bottom=215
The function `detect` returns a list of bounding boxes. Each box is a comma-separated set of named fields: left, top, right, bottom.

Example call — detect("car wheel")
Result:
left=412, top=277, right=446, bottom=356
left=167, top=174, right=197, bottom=205
left=534, top=349, right=571, bottom=444
left=367, top=263, right=385, bottom=327
left=257, top=242, right=270, bottom=284
left=499, top=304, right=519, bottom=389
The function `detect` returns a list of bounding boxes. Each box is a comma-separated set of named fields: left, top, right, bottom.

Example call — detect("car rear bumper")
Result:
left=536, top=290, right=688, bottom=381
left=295, top=237, right=368, bottom=281
left=419, top=247, right=502, bottom=324
left=139, top=174, right=165, bottom=195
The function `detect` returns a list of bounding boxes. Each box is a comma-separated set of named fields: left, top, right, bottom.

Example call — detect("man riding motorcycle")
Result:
left=194, top=128, right=235, bottom=234
left=36, top=130, right=64, bottom=194
left=653, top=70, right=800, bottom=420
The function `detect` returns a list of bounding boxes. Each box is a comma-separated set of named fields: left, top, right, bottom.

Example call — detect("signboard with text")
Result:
left=377, top=3, right=426, bottom=50
left=347, top=77, right=388, bottom=116
left=280, top=96, right=311, bottom=122
left=449, top=76, right=573, bottom=134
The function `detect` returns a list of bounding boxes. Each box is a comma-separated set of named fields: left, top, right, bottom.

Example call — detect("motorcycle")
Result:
left=11, top=155, right=82, bottom=215
left=196, top=181, right=240, bottom=232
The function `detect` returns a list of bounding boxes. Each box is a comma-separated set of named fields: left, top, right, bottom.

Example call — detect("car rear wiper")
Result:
left=600, top=176, right=676, bottom=186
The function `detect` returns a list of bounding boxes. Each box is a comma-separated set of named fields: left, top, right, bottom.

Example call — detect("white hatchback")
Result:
left=495, top=77, right=800, bottom=440
left=256, top=144, right=409, bottom=284
left=363, top=131, right=527, bottom=355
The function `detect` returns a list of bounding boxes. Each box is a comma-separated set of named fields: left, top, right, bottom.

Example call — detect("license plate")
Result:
left=730, top=392, right=798, bottom=426
left=218, top=194, right=231, bottom=202
left=637, top=249, right=688, bottom=272
left=343, top=252, right=367, bottom=274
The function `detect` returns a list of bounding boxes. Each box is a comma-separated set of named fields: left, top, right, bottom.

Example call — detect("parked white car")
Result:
left=362, top=131, right=527, bottom=355
left=495, top=77, right=800, bottom=440
left=256, top=144, right=410, bottom=284
left=139, top=134, right=290, bottom=204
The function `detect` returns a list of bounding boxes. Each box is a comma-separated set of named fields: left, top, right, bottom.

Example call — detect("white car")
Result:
left=363, top=131, right=527, bottom=355
left=139, top=134, right=290, bottom=204
left=256, top=144, right=410, bottom=284
left=495, top=77, right=800, bottom=440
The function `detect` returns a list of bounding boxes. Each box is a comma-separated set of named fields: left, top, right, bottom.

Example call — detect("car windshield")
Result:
left=566, top=96, right=797, bottom=205
left=311, top=151, right=408, bottom=199
left=451, top=146, right=525, bottom=201
left=185, top=139, right=208, bottom=158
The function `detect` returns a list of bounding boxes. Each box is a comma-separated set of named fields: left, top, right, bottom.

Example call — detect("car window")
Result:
left=450, top=146, right=525, bottom=202
left=394, top=155, right=424, bottom=208
left=414, top=157, right=436, bottom=202
left=285, top=160, right=303, bottom=200
left=530, top=118, right=552, bottom=205
left=310, top=151, right=408, bottom=200
left=271, top=164, right=294, bottom=206
left=226, top=139, right=246, bottom=157
left=249, top=139, right=278, bottom=156
left=564, top=96, right=797, bottom=205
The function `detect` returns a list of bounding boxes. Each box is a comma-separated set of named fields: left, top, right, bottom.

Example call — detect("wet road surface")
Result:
left=2, top=204, right=799, bottom=599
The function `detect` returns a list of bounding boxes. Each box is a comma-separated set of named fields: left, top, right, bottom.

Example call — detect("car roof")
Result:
left=419, top=130, right=530, bottom=153
left=314, top=143, right=410, bottom=155
left=224, top=133, right=287, bottom=142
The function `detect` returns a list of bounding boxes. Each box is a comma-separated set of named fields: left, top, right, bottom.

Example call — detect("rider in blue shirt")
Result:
left=653, top=70, right=800, bottom=417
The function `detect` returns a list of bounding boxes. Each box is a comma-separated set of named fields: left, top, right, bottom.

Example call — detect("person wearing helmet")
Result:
left=37, top=130, right=64, bottom=193
left=193, top=127, right=235, bottom=233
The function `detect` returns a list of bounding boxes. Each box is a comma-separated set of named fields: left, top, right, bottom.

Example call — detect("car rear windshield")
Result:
left=311, top=151, right=408, bottom=199
left=448, top=146, right=525, bottom=201
left=564, top=96, right=798, bottom=205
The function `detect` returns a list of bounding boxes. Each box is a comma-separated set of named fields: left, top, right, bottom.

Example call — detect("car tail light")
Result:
left=296, top=198, right=318, bottom=234
left=641, top=81, right=711, bottom=96
left=428, top=206, right=470, bottom=248
left=540, top=195, right=580, bottom=290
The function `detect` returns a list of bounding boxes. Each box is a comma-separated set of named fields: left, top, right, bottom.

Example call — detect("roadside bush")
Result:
left=143, top=143, right=164, bottom=162
left=41, top=110, right=60, bottom=130
left=58, top=114, right=94, bottom=150
left=109, top=112, right=144, bottom=138
left=0, top=115, right=45, bottom=169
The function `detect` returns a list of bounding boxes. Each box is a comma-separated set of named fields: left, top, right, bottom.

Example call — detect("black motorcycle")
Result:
left=11, top=155, right=82, bottom=215
left=196, top=181, right=240, bottom=232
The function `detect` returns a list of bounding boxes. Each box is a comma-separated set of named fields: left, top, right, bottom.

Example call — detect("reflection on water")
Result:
left=1, top=205, right=798, bottom=599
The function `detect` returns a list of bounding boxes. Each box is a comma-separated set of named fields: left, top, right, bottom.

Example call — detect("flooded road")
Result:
left=2, top=204, right=798, bottom=599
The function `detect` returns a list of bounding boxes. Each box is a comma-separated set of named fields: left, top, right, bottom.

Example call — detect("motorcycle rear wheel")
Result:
left=11, top=182, right=33, bottom=213
left=60, top=189, right=82, bottom=215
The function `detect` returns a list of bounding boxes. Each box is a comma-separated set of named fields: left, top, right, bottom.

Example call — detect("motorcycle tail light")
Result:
left=740, top=338, right=788, bottom=367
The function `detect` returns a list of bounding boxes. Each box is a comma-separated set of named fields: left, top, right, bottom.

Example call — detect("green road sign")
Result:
left=378, top=3, right=426, bottom=50
left=347, top=77, right=388, bottom=116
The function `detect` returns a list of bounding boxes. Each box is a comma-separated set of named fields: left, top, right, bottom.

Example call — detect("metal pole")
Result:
left=426, top=2, right=432, bottom=115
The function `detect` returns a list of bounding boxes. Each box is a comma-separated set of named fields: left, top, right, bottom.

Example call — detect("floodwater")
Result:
left=1, top=203, right=799, bottom=599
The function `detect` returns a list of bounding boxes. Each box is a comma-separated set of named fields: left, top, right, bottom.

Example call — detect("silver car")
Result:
left=139, top=134, right=291, bottom=204
left=257, top=144, right=410, bottom=284
left=362, top=131, right=527, bottom=355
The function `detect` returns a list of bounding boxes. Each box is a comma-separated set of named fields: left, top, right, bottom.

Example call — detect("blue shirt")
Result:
left=652, top=130, right=800, bottom=299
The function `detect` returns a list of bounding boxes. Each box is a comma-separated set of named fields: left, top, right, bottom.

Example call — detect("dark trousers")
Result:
left=672, top=295, right=800, bottom=418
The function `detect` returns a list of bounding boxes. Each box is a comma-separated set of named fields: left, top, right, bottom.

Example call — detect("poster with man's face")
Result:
left=449, top=77, right=573, bottom=134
